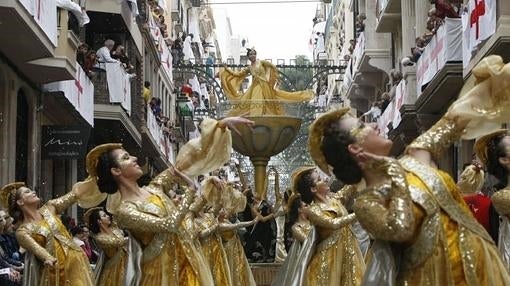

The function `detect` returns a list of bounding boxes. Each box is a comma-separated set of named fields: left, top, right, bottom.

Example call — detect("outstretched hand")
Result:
left=168, top=166, right=196, bottom=190
left=220, top=115, right=255, bottom=135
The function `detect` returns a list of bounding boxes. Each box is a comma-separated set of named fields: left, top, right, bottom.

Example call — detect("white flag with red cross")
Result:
left=462, top=0, right=496, bottom=67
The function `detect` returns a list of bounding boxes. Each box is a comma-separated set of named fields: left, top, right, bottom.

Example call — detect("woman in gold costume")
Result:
left=219, top=48, right=313, bottom=116
left=474, top=129, right=510, bottom=271
left=293, top=166, right=365, bottom=286
left=84, top=207, right=131, bottom=286
left=218, top=186, right=258, bottom=286
left=308, top=55, right=510, bottom=285
left=0, top=182, right=94, bottom=285
left=85, top=116, right=253, bottom=285
left=271, top=193, right=313, bottom=286
left=190, top=177, right=232, bottom=286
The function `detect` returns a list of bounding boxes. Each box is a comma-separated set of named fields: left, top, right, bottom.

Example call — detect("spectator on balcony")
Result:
left=202, top=95, right=210, bottom=109
left=150, top=97, right=162, bottom=119
left=84, top=50, right=98, bottom=78
left=355, top=13, right=366, bottom=35
left=76, top=43, right=89, bottom=68
left=361, top=101, right=382, bottom=122
left=96, top=39, right=120, bottom=70
left=143, top=81, right=152, bottom=105
left=111, top=45, right=134, bottom=73
left=56, top=0, right=90, bottom=27
left=433, top=0, right=460, bottom=19
left=411, top=46, right=423, bottom=62
left=171, top=38, right=184, bottom=65
left=380, top=92, right=391, bottom=113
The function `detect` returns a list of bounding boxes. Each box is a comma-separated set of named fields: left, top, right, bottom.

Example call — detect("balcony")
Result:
left=0, top=0, right=79, bottom=83
left=463, top=0, right=510, bottom=76
left=91, top=69, right=142, bottom=147
left=375, top=0, right=401, bottom=33
left=376, top=79, right=418, bottom=155
left=141, top=106, right=174, bottom=170
left=415, top=18, right=463, bottom=117
left=344, top=31, right=392, bottom=111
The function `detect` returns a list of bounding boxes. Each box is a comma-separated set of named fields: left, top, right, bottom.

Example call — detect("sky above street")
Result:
left=211, top=0, right=320, bottom=62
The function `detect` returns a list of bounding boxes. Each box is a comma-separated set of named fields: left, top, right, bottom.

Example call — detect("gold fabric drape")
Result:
left=219, top=60, right=313, bottom=116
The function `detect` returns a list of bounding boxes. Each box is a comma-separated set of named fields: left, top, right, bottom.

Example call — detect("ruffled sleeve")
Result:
left=175, top=118, right=232, bottom=177
left=447, top=55, right=510, bottom=139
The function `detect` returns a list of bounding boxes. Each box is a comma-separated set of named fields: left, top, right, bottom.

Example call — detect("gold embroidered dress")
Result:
left=271, top=220, right=313, bottom=286
left=16, top=192, right=93, bottom=286
left=305, top=196, right=365, bottom=286
left=219, top=221, right=256, bottom=286
left=353, top=118, right=510, bottom=285
left=219, top=60, right=313, bottom=116
left=93, top=227, right=128, bottom=286
left=114, top=171, right=213, bottom=286
left=195, top=212, right=232, bottom=286
left=491, top=188, right=510, bottom=271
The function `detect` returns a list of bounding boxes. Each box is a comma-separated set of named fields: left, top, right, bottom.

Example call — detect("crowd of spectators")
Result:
left=404, top=0, right=462, bottom=65
left=76, top=39, right=135, bottom=79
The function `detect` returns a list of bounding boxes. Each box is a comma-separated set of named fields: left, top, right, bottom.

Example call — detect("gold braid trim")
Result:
left=308, top=107, right=350, bottom=175
left=0, top=182, right=25, bottom=209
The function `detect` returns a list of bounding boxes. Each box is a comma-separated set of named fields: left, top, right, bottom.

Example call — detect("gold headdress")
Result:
left=76, top=143, right=124, bottom=210
left=0, top=182, right=25, bottom=209
left=474, top=129, right=508, bottom=166
left=308, top=107, right=350, bottom=175
left=83, top=207, right=103, bottom=226
left=86, top=143, right=123, bottom=177
left=291, top=166, right=316, bottom=194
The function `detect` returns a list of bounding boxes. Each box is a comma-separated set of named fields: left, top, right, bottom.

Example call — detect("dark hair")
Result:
left=246, top=49, right=256, bottom=57
left=144, top=81, right=151, bottom=88
left=295, top=169, right=316, bottom=204
left=288, top=196, right=302, bottom=226
left=88, top=209, right=104, bottom=234
left=96, top=150, right=120, bottom=194
left=8, top=188, right=24, bottom=225
left=71, top=225, right=85, bottom=237
left=486, top=134, right=508, bottom=189
left=321, top=120, right=363, bottom=184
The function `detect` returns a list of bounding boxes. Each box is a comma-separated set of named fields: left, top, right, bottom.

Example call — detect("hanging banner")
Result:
left=416, top=18, right=462, bottom=97
left=159, top=34, right=173, bottom=81
left=392, top=80, right=406, bottom=129
left=462, top=0, right=496, bottom=67
left=105, top=63, right=132, bottom=115
left=146, top=106, right=174, bottom=163
left=42, top=126, right=91, bottom=159
left=377, top=98, right=395, bottom=138
left=44, top=63, right=94, bottom=126
left=20, top=0, right=58, bottom=46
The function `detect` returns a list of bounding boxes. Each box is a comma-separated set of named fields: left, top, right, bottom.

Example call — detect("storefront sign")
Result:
left=42, top=126, right=91, bottom=159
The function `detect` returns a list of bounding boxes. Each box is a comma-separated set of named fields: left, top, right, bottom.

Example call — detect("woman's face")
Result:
left=310, top=170, right=330, bottom=197
left=99, top=210, right=111, bottom=226
left=110, top=149, right=143, bottom=180
left=248, top=51, right=257, bottom=63
left=498, top=135, right=510, bottom=171
left=339, top=116, right=393, bottom=157
left=16, top=187, right=40, bottom=207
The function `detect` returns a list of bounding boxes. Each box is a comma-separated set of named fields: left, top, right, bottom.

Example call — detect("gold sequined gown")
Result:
left=271, top=220, right=312, bottom=286
left=353, top=117, right=510, bottom=285
left=219, top=60, right=313, bottom=116
left=491, top=188, right=510, bottom=271
left=195, top=213, right=232, bottom=286
left=305, top=196, right=365, bottom=286
left=93, top=227, right=128, bottom=286
left=16, top=192, right=94, bottom=286
left=220, top=222, right=256, bottom=286
left=114, top=170, right=214, bottom=286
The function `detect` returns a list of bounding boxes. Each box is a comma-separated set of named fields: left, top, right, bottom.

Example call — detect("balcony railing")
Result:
left=146, top=105, right=175, bottom=163
left=416, top=18, right=462, bottom=97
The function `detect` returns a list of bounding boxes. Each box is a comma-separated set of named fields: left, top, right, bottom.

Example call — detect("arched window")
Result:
left=15, top=90, right=29, bottom=182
